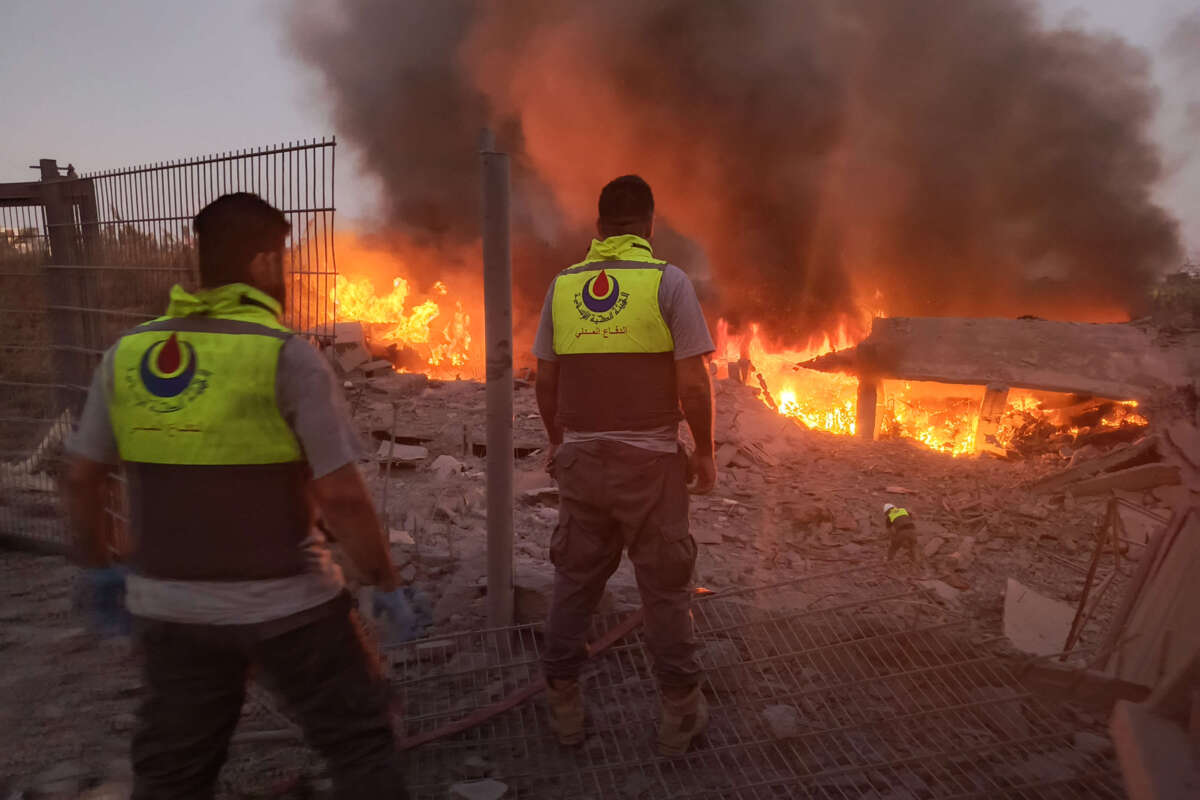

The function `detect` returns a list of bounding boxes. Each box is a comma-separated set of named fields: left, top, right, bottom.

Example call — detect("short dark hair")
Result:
left=598, top=175, right=654, bottom=226
left=193, top=193, right=290, bottom=286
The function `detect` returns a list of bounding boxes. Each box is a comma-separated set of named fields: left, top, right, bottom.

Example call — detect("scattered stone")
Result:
left=942, top=573, right=971, bottom=591
left=361, top=358, right=395, bottom=377
left=923, top=536, right=946, bottom=558
left=398, top=562, right=418, bottom=583
left=449, top=778, right=509, bottom=800
left=1072, top=730, right=1114, bottom=755
left=376, top=441, right=429, bottom=463
left=521, top=487, right=559, bottom=508
left=885, top=486, right=917, bottom=495
left=761, top=704, right=801, bottom=739
left=716, top=442, right=740, bottom=469
left=692, top=527, right=724, bottom=545
left=389, top=529, right=415, bottom=545
left=459, top=755, right=494, bottom=780
left=949, top=536, right=976, bottom=570
left=1003, top=578, right=1075, bottom=657
left=431, top=454, right=466, bottom=481
left=533, top=507, right=559, bottom=526
left=917, top=579, right=962, bottom=605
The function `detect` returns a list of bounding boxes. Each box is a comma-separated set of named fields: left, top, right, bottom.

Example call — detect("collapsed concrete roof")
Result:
left=797, top=317, right=1199, bottom=402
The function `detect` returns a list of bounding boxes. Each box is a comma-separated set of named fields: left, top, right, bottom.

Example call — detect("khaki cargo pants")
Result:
left=542, top=439, right=701, bottom=688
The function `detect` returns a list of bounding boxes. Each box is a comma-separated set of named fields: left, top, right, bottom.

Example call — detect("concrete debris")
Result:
left=458, top=754, right=495, bottom=779
left=334, top=321, right=366, bottom=345
left=923, top=536, right=946, bottom=558
left=388, top=528, right=416, bottom=545
left=1003, top=578, right=1075, bottom=657
left=917, top=579, right=962, bottom=605
left=885, top=486, right=917, bottom=495
left=521, top=487, right=559, bottom=507
left=692, top=527, right=724, bottom=545
left=430, top=454, right=466, bottom=481
left=533, top=507, right=559, bottom=526
left=949, top=536, right=976, bottom=570
left=376, top=441, right=429, bottom=464
left=361, top=358, right=395, bottom=377
left=449, top=778, right=509, bottom=800
left=335, top=342, right=372, bottom=373
left=761, top=704, right=802, bottom=739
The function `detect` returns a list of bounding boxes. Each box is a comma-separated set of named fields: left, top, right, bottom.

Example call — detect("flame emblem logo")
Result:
left=581, top=269, right=620, bottom=313
left=138, top=333, right=198, bottom=398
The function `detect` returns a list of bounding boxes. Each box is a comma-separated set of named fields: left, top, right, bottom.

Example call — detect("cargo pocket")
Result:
left=655, top=518, right=697, bottom=589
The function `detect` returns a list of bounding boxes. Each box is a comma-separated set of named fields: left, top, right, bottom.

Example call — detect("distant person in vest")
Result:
left=532, top=175, right=717, bottom=756
left=61, top=192, right=412, bottom=799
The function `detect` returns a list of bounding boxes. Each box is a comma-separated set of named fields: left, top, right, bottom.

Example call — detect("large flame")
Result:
left=329, top=234, right=480, bottom=377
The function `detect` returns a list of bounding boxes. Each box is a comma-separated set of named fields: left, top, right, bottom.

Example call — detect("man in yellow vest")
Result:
left=61, top=193, right=410, bottom=799
left=532, top=175, right=717, bottom=756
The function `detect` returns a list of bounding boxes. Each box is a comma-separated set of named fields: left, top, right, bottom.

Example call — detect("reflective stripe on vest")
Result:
left=887, top=507, right=910, bottom=524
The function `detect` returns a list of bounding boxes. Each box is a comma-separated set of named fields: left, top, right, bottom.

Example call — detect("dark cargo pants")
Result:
left=543, top=440, right=701, bottom=688
left=131, top=592, right=407, bottom=800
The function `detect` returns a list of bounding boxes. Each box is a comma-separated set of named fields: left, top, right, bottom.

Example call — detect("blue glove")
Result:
left=372, top=587, right=428, bottom=644
left=73, top=566, right=132, bottom=637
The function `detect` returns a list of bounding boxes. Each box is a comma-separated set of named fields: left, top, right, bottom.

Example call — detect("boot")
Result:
left=657, top=683, right=709, bottom=756
left=546, top=678, right=585, bottom=746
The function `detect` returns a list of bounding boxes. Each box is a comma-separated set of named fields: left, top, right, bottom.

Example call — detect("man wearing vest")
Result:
left=532, top=175, right=717, bottom=756
left=61, top=193, right=410, bottom=799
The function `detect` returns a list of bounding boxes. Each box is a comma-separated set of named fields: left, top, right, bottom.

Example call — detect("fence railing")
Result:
left=0, top=138, right=337, bottom=551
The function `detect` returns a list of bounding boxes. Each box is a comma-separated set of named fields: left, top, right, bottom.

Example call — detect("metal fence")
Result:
left=0, top=138, right=337, bottom=550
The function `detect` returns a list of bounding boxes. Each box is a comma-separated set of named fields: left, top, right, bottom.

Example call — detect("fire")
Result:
left=329, top=234, right=481, bottom=377
left=712, top=321, right=1148, bottom=457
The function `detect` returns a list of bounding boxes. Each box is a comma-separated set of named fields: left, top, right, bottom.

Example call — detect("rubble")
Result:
left=1003, top=578, right=1075, bottom=656
left=761, top=704, right=802, bottom=740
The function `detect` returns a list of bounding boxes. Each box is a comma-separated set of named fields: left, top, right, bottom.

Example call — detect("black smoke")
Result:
left=288, top=0, right=1182, bottom=343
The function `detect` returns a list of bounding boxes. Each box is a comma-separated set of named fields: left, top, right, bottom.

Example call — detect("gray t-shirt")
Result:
left=532, top=262, right=715, bottom=452
left=68, top=335, right=363, bottom=625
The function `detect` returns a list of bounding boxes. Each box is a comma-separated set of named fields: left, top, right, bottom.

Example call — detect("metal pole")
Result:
left=481, top=130, right=514, bottom=628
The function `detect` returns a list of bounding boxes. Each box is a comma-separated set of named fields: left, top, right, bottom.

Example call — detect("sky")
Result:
left=0, top=0, right=1196, bottom=258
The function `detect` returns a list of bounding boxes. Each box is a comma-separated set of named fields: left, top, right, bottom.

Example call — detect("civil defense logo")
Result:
left=574, top=269, right=630, bottom=325
left=582, top=270, right=620, bottom=313
left=126, top=332, right=210, bottom=414
left=139, top=333, right=198, bottom=397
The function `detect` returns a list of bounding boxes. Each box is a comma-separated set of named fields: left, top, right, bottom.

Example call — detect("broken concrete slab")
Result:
left=799, top=316, right=1190, bottom=401
left=376, top=441, right=429, bottom=464
left=1067, top=463, right=1181, bottom=497
left=1003, top=578, right=1075, bottom=657
left=761, top=704, right=802, bottom=739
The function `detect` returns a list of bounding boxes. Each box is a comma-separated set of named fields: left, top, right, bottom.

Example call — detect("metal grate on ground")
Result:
left=385, top=565, right=1124, bottom=799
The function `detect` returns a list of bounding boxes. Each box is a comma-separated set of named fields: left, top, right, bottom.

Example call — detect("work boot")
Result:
left=546, top=678, right=585, bottom=746
left=657, top=683, right=709, bottom=756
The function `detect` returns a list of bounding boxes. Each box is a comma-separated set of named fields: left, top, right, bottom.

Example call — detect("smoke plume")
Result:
left=288, top=0, right=1182, bottom=344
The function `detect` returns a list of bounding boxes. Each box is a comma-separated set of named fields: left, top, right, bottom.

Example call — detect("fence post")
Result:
left=37, top=159, right=87, bottom=414
left=480, top=130, right=514, bottom=630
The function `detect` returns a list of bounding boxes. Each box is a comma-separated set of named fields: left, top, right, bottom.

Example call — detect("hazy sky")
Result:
left=1, top=0, right=1196, bottom=256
